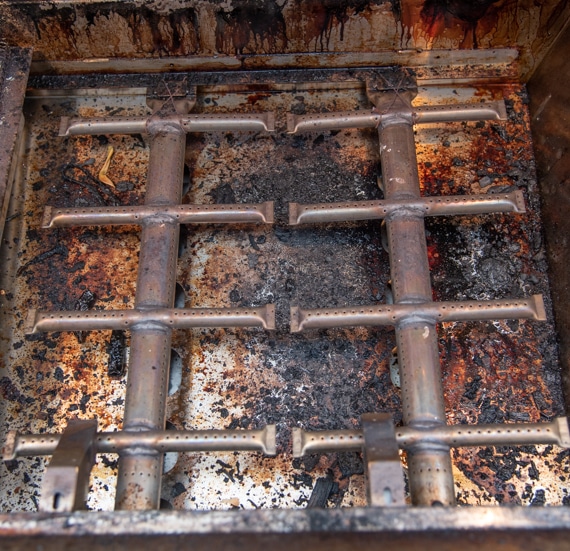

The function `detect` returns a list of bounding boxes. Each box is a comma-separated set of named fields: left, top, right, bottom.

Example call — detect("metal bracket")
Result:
left=362, top=413, right=406, bottom=507
left=39, top=419, right=97, bottom=512
left=146, top=81, right=197, bottom=115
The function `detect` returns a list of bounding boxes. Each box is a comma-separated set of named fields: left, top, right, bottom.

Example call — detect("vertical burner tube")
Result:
left=115, top=120, right=185, bottom=510
left=377, top=97, right=456, bottom=506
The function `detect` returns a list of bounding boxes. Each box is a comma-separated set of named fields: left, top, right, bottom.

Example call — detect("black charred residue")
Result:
left=107, top=330, right=126, bottom=378
left=300, top=0, right=382, bottom=51
left=420, top=0, right=500, bottom=48
left=10, top=2, right=199, bottom=57
left=119, top=6, right=200, bottom=56
left=215, top=0, right=287, bottom=55
left=73, top=290, right=96, bottom=344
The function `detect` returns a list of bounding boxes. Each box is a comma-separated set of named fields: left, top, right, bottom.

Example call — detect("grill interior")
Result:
left=0, top=70, right=567, bottom=513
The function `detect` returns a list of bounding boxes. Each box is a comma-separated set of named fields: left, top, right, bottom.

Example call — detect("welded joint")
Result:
left=139, top=213, right=184, bottom=228
left=146, top=114, right=185, bottom=136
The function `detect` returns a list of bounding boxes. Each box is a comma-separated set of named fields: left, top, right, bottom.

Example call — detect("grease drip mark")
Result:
left=420, top=0, right=500, bottom=48
left=215, top=0, right=287, bottom=55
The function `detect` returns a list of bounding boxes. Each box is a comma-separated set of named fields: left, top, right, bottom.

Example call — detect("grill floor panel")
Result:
left=0, top=82, right=566, bottom=511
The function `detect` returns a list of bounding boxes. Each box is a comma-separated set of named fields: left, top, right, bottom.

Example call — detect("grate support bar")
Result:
left=4, top=425, right=277, bottom=460
left=26, top=304, right=276, bottom=334
left=291, top=417, right=570, bottom=457
left=289, top=190, right=525, bottom=225
left=290, top=295, right=545, bottom=332
left=42, top=202, right=274, bottom=228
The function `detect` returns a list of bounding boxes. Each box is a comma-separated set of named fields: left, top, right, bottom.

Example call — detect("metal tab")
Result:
left=26, top=304, right=276, bottom=334
left=290, top=295, right=546, bottom=332
left=362, top=413, right=406, bottom=507
left=38, top=419, right=97, bottom=513
left=42, top=201, right=274, bottom=228
left=289, top=191, right=525, bottom=225
left=5, top=425, right=277, bottom=459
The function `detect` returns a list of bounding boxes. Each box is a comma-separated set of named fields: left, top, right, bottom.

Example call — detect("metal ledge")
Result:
left=0, top=507, right=569, bottom=551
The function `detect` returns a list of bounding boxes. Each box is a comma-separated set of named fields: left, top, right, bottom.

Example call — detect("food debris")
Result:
left=98, top=145, right=115, bottom=188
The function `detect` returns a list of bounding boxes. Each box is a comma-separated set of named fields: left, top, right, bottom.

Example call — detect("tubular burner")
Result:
left=9, top=83, right=278, bottom=511
left=1, top=68, right=569, bottom=512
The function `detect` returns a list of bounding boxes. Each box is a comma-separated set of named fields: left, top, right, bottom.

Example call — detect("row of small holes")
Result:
left=307, top=435, right=362, bottom=442
left=47, top=309, right=260, bottom=319
left=299, top=194, right=513, bottom=212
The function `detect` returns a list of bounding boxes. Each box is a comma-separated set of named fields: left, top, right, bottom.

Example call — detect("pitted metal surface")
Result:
left=0, top=74, right=567, bottom=512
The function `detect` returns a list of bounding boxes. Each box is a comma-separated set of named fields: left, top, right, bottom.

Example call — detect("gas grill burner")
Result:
left=1, top=67, right=569, bottom=513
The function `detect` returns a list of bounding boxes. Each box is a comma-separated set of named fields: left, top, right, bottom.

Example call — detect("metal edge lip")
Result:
left=263, top=425, right=277, bottom=456
left=263, top=304, right=276, bottom=331
left=532, top=294, right=547, bottom=321
left=513, top=189, right=526, bottom=213
left=556, top=417, right=570, bottom=448
left=24, top=309, right=38, bottom=335
left=286, top=113, right=297, bottom=134
left=496, top=99, right=508, bottom=120
left=41, top=206, right=54, bottom=228
left=58, top=116, right=71, bottom=137
left=288, top=203, right=300, bottom=225
left=265, top=112, right=276, bottom=132
left=289, top=306, right=302, bottom=333
left=262, top=201, right=275, bottom=224
left=1, top=431, right=17, bottom=461
left=291, top=428, right=303, bottom=458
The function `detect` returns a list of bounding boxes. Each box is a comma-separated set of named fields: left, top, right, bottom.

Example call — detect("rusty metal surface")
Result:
left=0, top=74, right=567, bottom=513
left=293, top=417, right=570, bottom=456
left=361, top=413, right=406, bottom=506
left=529, top=22, right=570, bottom=418
left=0, top=46, right=32, bottom=245
left=0, top=1, right=568, bottom=81
left=37, top=419, right=97, bottom=512
left=289, top=190, right=526, bottom=225
left=5, top=425, right=277, bottom=458
left=0, top=507, right=570, bottom=551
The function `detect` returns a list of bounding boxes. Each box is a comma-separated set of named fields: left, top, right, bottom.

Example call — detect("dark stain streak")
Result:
left=12, top=2, right=200, bottom=58
left=215, top=0, right=287, bottom=55
left=420, top=0, right=500, bottom=48
left=301, top=0, right=383, bottom=52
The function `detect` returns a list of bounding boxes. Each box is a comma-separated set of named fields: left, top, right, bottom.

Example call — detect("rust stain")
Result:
left=215, top=0, right=287, bottom=55
left=420, top=0, right=500, bottom=48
